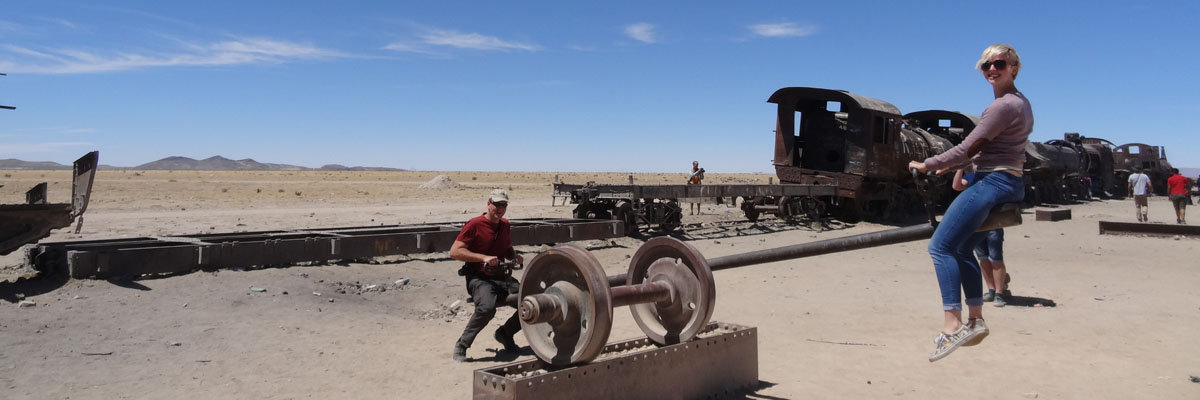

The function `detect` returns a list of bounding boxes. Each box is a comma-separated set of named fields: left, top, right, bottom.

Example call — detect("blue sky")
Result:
left=2, top=1, right=1197, bottom=172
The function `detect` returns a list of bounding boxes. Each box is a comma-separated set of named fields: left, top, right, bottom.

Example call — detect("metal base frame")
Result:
left=474, top=322, right=758, bottom=400
left=26, top=218, right=625, bottom=278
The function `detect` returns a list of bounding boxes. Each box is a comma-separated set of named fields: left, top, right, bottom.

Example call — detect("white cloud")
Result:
left=416, top=29, right=539, bottom=52
left=566, top=44, right=597, bottom=52
left=0, top=37, right=346, bottom=74
left=39, top=17, right=77, bottom=29
left=0, top=141, right=94, bottom=154
left=749, top=22, right=817, bottom=38
left=8, top=127, right=97, bottom=135
left=625, top=23, right=656, bottom=44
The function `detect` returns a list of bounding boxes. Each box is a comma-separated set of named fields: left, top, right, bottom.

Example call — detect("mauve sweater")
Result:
left=923, top=91, right=1033, bottom=172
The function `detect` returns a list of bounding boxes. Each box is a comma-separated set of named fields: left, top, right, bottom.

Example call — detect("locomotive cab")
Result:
left=768, top=88, right=953, bottom=219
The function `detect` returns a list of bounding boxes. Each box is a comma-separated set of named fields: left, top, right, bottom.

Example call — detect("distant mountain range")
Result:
left=0, top=156, right=405, bottom=171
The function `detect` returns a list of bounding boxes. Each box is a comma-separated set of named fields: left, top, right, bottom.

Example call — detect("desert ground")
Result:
left=1, top=169, right=1198, bottom=399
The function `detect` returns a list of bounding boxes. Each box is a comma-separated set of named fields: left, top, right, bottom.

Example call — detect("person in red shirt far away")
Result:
left=450, top=188, right=525, bottom=362
left=1166, top=168, right=1189, bottom=224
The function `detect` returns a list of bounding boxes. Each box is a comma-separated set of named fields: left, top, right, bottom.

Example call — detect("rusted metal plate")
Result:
left=30, top=218, right=625, bottom=278
left=1098, top=221, right=1200, bottom=237
left=473, top=322, right=758, bottom=400
left=0, top=151, right=99, bottom=255
left=1035, top=208, right=1072, bottom=221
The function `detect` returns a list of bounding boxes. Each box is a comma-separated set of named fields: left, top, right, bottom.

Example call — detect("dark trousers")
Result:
left=455, top=275, right=521, bottom=350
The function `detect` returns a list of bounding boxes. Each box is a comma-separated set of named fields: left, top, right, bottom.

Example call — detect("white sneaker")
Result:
left=963, top=317, right=989, bottom=346
left=928, top=323, right=981, bottom=362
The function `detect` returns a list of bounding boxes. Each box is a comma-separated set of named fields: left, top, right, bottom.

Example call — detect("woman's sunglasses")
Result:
left=981, top=60, right=1008, bottom=71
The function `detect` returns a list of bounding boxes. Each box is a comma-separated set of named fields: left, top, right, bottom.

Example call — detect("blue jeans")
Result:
left=929, top=172, right=1024, bottom=310
left=973, top=229, right=1004, bottom=261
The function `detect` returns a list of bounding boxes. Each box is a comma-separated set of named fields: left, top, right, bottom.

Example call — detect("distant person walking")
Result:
left=687, top=160, right=705, bottom=215
left=909, top=43, right=1032, bottom=362
left=1128, top=167, right=1153, bottom=222
left=1167, top=168, right=1188, bottom=224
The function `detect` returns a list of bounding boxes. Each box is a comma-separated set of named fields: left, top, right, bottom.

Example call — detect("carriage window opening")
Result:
left=885, top=118, right=894, bottom=144
left=826, top=101, right=841, bottom=112
left=794, top=111, right=803, bottom=137
left=939, top=119, right=951, bottom=128
left=872, top=116, right=891, bottom=144
left=1128, top=147, right=1140, bottom=154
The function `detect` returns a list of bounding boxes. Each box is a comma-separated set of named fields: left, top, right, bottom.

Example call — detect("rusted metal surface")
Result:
left=768, top=89, right=956, bottom=220
left=1113, top=143, right=1174, bottom=196
left=473, top=322, right=758, bottom=400
left=624, top=237, right=715, bottom=346
left=1098, top=221, right=1200, bottom=237
left=511, top=203, right=1021, bottom=367
left=556, top=182, right=837, bottom=232
left=0, top=151, right=99, bottom=255
left=26, top=218, right=625, bottom=279
left=518, top=244, right=613, bottom=366
left=600, top=202, right=1020, bottom=290
left=903, top=110, right=980, bottom=145
left=1035, top=208, right=1072, bottom=221
left=553, top=182, right=836, bottom=200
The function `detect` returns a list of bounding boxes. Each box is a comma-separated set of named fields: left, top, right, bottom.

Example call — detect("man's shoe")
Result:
left=993, top=292, right=1007, bottom=307
left=982, top=290, right=995, bottom=302
left=452, top=345, right=467, bottom=362
left=963, top=317, right=989, bottom=346
left=495, top=328, right=520, bottom=352
left=928, top=323, right=979, bottom=362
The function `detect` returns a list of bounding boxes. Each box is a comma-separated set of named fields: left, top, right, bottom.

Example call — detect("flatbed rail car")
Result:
left=553, top=182, right=838, bottom=234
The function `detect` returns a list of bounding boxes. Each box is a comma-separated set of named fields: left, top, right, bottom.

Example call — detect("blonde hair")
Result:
left=975, top=44, right=1021, bottom=78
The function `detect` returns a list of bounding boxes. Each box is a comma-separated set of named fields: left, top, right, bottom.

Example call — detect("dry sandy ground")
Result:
left=1, top=170, right=1198, bottom=399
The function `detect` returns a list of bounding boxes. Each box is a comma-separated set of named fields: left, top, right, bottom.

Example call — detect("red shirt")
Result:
left=1167, top=174, right=1188, bottom=195
left=456, top=213, right=512, bottom=276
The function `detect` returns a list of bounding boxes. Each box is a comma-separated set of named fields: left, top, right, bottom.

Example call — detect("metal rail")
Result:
left=1098, top=221, right=1200, bottom=237
left=593, top=202, right=1023, bottom=287
left=27, top=218, right=626, bottom=278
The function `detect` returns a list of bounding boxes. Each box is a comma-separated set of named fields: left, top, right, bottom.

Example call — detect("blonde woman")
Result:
left=909, top=44, right=1033, bottom=362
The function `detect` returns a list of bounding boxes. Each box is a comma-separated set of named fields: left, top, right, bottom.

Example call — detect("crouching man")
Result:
left=450, top=188, right=524, bottom=362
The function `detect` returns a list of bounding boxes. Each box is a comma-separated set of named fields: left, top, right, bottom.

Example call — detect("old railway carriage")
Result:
left=768, top=87, right=954, bottom=220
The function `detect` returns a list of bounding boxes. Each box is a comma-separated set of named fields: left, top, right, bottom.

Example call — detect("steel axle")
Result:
left=516, top=203, right=1023, bottom=366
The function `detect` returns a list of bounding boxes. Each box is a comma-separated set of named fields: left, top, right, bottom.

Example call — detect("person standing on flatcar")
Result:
left=687, top=160, right=705, bottom=215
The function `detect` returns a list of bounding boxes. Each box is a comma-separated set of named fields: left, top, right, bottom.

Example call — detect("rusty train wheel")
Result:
left=625, top=237, right=715, bottom=345
left=518, top=244, right=613, bottom=366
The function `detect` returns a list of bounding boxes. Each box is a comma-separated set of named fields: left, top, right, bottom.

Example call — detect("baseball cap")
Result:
left=489, top=188, right=509, bottom=203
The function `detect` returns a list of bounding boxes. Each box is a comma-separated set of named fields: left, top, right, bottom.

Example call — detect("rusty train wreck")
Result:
left=0, top=155, right=98, bottom=256
left=770, top=88, right=955, bottom=220
left=558, top=86, right=1182, bottom=226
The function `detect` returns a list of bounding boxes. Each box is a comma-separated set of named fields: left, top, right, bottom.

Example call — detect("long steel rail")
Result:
left=1098, top=221, right=1200, bottom=237
left=27, top=218, right=625, bottom=278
